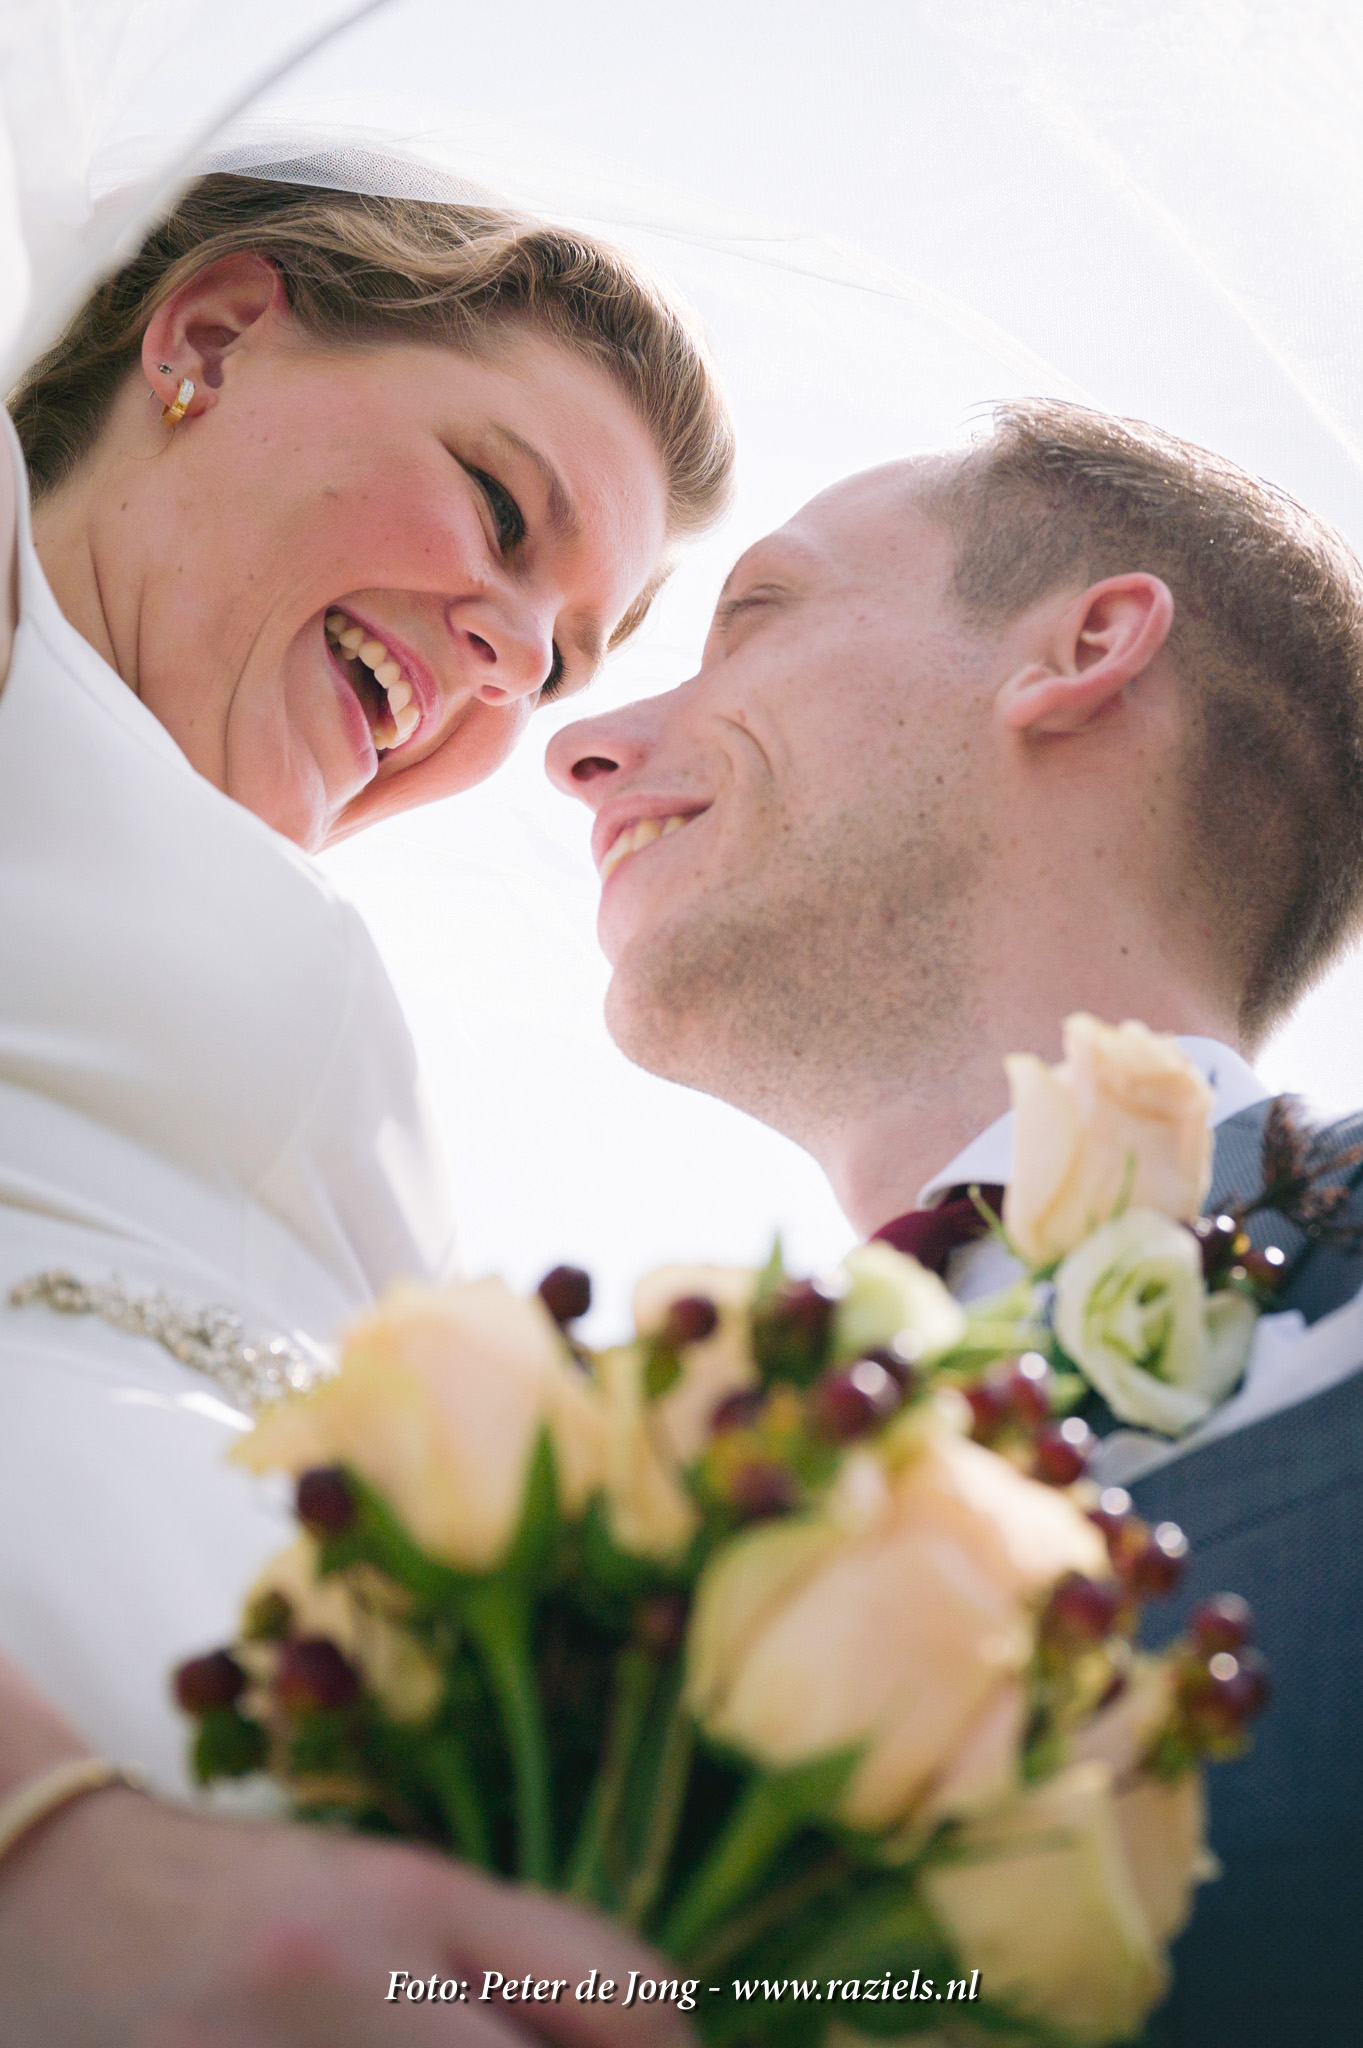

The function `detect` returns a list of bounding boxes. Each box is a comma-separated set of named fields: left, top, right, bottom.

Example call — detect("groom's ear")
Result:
left=140, top=254, right=286, bottom=416
left=995, top=573, right=1175, bottom=736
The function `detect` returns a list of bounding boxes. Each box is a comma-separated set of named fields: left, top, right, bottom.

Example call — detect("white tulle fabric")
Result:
left=0, top=413, right=457, bottom=1786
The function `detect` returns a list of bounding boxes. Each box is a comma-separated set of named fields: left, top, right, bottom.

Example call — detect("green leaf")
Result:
left=191, top=1706, right=267, bottom=1783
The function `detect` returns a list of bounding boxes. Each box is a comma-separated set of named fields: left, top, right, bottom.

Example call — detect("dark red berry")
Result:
left=1043, top=1572, right=1122, bottom=1645
left=1005, top=1353, right=1053, bottom=1428
left=1192, top=1213, right=1242, bottom=1282
left=662, top=1295, right=719, bottom=1347
left=1181, top=1647, right=1271, bottom=1740
left=751, top=1278, right=839, bottom=1384
left=809, top=1358, right=901, bottom=1442
left=174, top=1649, right=247, bottom=1716
left=1189, top=1593, right=1253, bottom=1656
left=1089, top=1488, right=1149, bottom=1573
left=709, top=1388, right=765, bottom=1434
left=729, top=1460, right=801, bottom=1523
left=274, top=1637, right=360, bottom=1713
left=964, top=1378, right=1010, bottom=1443
left=1121, top=1519, right=1188, bottom=1597
left=1240, top=1247, right=1287, bottom=1291
left=632, top=1591, right=690, bottom=1660
left=296, top=1466, right=357, bottom=1537
left=538, top=1265, right=592, bottom=1324
left=1033, top=1416, right=1095, bottom=1486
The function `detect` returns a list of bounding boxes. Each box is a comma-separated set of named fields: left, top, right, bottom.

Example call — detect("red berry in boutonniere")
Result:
left=632, top=1591, right=690, bottom=1661
left=1240, top=1246, right=1287, bottom=1292
left=710, top=1387, right=766, bottom=1435
left=751, top=1276, right=840, bottom=1385
left=1191, top=1213, right=1243, bottom=1282
left=174, top=1649, right=247, bottom=1715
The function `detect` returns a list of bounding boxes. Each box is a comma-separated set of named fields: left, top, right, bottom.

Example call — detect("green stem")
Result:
left=621, top=1684, right=694, bottom=1931
left=683, top=1849, right=847, bottom=1977
left=660, top=1749, right=857, bottom=1961
left=566, top=1649, right=657, bottom=1905
left=423, top=1732, right=493, bottom=1870
left=462, top=1582, right=552, bottom=1885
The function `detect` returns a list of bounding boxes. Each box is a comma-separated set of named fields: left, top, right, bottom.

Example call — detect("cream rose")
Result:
left=1004, top=1014, right=1213, bottom=1268
left=922, top=1760, right=1210, bottom=2045
left=590, top=1265, right=761, bottom=1562
left=245, top=1537, right=443, bottom=1725
left=234, top=1279, right=607, bottom=1570
left=1053, top=1208, right=1257, bottom=1434
left=685, top=1419, right=1106, bottom=1833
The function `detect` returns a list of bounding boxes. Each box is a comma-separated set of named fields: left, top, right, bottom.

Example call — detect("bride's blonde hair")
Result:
left=11, top=174, right=734, bottom=640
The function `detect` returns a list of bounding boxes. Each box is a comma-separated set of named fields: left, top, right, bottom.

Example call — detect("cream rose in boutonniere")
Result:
left=1053, top=1208, right=1257, bottom=1435
left=1004, top=1015, right=1214, bottom=1267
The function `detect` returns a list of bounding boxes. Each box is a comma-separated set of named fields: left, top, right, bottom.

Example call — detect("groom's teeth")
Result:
left=600, top=814, right=692, bottom=879
left=325, top=608, right=422, bottom=752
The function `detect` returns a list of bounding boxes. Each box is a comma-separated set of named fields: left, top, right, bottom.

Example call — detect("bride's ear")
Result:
left=140, top=254, right=285, bottom=418
left=997, top=574, right=1175, bottom=736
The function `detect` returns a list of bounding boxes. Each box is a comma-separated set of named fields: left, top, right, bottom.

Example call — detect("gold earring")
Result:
left=161, top=375, right=194, bottom=425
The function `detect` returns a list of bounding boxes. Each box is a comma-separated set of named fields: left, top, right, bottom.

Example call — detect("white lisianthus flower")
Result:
left=1053, top=1209, right=1257, bottom=1435
left=685, top=1418, right=1106, bottom=1833
left=234, top=1280, right=607, bottom=1571
left=921, top=1759, right=1210, bottom=2045
left=834, top=1241, right=967, bottom=1364
left=1004, top=1015, right=1214, bottom=1268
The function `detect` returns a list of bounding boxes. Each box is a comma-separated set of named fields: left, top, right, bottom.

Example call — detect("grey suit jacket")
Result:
left=1137, top=1102, right=1363, bottom=2046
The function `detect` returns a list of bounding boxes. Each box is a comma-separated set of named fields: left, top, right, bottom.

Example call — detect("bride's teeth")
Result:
left=359, top=638, right=387, bottom=668
left=374, top=659, right=401, bottom=689
left=339, top=625, right=365, bottom=654
left=325, top=611, right=348, bottom=636
left=662, top=816, right=685, bottom=836
left=393, top=705, right=420, bottom=744
left=633, top=819, right=662, bottom=850
left=386, top=678, right=413, bottom=715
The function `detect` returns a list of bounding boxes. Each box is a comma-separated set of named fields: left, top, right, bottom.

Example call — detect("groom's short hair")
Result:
left=923, top=401, right=1363, bottom=1043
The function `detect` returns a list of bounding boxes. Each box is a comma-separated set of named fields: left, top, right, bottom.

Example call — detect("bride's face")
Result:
left=49, top=268, right=669, bottom=850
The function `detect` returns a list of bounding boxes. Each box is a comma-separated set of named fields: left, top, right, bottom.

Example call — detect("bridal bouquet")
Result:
left=176, top=1019, right=1277, bottom=2046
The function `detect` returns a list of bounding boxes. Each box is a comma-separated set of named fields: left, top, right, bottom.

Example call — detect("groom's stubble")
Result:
left=603, top=747, right=993, bottom=1148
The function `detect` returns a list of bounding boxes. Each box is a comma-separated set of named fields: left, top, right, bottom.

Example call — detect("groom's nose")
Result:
left=545, top=700, right=660, bottom=804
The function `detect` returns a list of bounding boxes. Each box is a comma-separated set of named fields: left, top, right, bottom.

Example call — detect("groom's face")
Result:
left=546, top=462, right=998, bottom=1111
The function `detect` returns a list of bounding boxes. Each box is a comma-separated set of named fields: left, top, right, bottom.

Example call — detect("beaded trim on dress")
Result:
left=8, top=1271, right=333, bottom=1412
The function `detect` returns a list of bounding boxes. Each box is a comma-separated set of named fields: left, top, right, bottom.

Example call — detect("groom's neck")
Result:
left=802, top=953, right=1241, bottom=1239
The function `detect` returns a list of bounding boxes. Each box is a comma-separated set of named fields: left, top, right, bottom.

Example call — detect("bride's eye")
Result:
left=465, top=465, right=526, bottom=554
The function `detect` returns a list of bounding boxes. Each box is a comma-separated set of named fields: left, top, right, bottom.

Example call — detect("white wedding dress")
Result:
left=0, top=416, right=458, bottom=1790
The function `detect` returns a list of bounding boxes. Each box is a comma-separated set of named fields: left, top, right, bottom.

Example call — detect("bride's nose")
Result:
left=446, top=593, right=554, bottom=705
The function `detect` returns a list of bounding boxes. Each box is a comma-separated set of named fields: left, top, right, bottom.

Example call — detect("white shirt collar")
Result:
left=916, top=1035, right=1269, bottom=1209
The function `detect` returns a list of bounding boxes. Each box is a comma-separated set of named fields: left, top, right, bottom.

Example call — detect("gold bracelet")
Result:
left=0, top=1757, right=145, bottom=1869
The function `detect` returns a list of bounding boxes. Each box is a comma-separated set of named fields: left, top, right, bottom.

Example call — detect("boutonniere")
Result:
left=964, top=1014, right=1363, bottom=1440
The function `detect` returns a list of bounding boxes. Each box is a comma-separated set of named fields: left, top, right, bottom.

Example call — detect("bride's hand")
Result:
left=0, top=1784, right=695, bottom=2048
